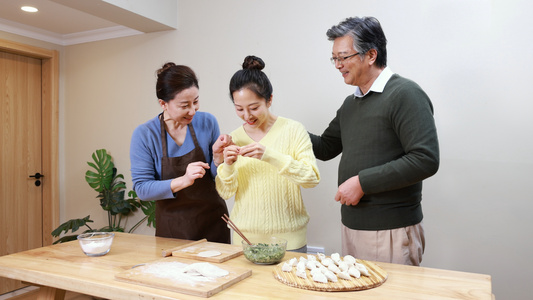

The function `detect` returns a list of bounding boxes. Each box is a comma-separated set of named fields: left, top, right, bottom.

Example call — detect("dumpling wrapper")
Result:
left=184, top=262, right=229, bottom=278
left=197, top=250, right=221, bottom=258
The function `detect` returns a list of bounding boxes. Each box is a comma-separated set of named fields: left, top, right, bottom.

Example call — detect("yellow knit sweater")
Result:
left=216, top=117, right=320, bottom=250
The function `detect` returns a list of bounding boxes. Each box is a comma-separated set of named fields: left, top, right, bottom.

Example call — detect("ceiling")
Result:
left=0, top=0, right=177, bottom=45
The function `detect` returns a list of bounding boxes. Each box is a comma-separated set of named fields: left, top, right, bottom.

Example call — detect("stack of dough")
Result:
left=281, top=253, right=370, bottom=284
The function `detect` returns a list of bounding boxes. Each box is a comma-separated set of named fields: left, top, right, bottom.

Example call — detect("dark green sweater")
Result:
left=310, top=74, right=439, bottom=230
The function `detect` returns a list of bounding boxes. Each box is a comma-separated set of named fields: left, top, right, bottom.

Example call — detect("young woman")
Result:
left=216, top=56, right=320, bottom=252
left=130, top=63, right=230, bottom=243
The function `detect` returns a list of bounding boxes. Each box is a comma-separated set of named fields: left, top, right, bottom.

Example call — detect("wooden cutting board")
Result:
left=162, top=239, right=243, bottom=263
left=273, top=255, right=387, bottom=292
left=165, top=240, right=243, bottom=263
left=115, top=256, right=252, bottom=298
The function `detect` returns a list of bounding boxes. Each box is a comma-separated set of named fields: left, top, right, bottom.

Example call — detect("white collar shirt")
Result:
left=353, top=66, right=394, bottom=98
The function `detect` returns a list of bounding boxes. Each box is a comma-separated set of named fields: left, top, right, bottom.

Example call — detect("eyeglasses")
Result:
left=330, top=52, right=359, bottom=65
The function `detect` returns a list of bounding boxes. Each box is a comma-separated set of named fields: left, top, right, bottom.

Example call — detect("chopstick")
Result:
left=221, top=214, right=252, bottom=245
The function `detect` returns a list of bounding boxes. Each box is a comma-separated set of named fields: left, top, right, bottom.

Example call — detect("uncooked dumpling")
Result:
left=306, top=260, right=317, bottom=270
left=343, top=255, right=356, bottom=265
left=296, top=268, right=307, bottom=279
left=338, top=271, right=351, bottom=280
left=288, top=257, right=298, bottom=267
left=312, top=271, right=328, bottom=283
left=331, top=253, right=341, bottom=264
left=321, top=258, right=334, bottom=267
left=324, top=270, right=338, bottom=282
left=328, top=263, right=341, bottom=274
left=338, top=261, right=349, bottom=272
left=281, top=262, right=293, bottom=272
left=348, top=266, right=361, bottom=278
left=317, top=253, right=326, bottom=261
left=355, top=262, right=370, bottom=276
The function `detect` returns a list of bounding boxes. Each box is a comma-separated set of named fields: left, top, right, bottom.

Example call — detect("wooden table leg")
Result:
left=36, top=286, right=66, bottom=300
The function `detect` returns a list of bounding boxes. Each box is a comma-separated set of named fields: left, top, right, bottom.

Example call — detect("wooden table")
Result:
left=0, top=232, right=492, bottom=299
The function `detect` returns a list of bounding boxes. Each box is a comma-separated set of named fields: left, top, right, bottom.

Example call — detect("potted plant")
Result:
left=52, top=149, right=155, bottom=243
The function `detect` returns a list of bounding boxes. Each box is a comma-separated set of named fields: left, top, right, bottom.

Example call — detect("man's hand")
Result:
left=335, top=175, right=364, bottom=206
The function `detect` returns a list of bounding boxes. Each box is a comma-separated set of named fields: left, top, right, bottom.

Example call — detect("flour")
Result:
left=81, top=240, right=112, bottom=254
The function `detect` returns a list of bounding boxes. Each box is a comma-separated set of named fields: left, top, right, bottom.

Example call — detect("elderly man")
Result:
left=309, top=16, right=439, bottom=266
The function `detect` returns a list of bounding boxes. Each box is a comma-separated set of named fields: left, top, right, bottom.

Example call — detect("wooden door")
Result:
left=0, top=38, right=58, bottom=296
left=0, top=51, right=44, bottom=294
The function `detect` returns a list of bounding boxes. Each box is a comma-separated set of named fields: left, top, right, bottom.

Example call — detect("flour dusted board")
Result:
left=273, top=256, right=387, bottom=292
left=115, top=257, right=251, bottom=298
left=171, top=241, right=243, bottom=263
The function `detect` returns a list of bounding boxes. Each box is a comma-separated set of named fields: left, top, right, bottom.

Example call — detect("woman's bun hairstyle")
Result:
left=242, top=55, right=265, bottom=71
left=229, top=55, right=272, bottom=103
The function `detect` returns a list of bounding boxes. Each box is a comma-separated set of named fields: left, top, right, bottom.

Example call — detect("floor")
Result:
left=0, top=287, right=38, bottom=300
left=0, top=287, right=102, bottom=300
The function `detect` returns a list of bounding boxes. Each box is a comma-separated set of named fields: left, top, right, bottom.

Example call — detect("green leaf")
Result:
left=52, top=149, right=155, bottom=240
left=51, top=215, right=93, bottom=237
left=52, top=235, right=78, bottom=244
left=85, top=149, right=114, bottom=192
left=97, top=224, right=125, bottom=232
left=140, top=200, right=156, bottom=228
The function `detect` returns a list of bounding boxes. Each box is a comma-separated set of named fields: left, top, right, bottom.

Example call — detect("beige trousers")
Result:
left=341, top=221, right=425, bottom=266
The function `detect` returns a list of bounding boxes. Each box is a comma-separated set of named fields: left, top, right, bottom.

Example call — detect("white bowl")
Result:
left=77, top=232, right=114, bottom=257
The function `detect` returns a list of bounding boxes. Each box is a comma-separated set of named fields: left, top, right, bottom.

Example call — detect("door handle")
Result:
left=29, top=172, right=44, bottom=179
left=29, top=172, right=44, bottom=186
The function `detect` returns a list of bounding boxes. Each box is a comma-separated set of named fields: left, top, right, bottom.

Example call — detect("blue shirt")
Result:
left=130, top=111, right=220, bottom=201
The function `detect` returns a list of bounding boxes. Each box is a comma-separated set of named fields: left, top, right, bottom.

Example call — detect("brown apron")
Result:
left=156, top=114, right=230, bottom=243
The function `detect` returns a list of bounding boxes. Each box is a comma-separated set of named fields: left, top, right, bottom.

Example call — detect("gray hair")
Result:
left=326, top=16, right=387, bottom=68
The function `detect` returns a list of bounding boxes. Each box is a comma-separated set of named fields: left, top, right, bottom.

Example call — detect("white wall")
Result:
left=3, top=0, right=531, bottom=299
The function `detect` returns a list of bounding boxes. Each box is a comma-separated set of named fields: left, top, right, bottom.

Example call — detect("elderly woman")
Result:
left=130, top=62, right=230, bottom=243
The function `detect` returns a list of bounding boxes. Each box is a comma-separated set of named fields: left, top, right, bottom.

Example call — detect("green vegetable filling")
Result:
left=244, top=243, right=285, bottom=263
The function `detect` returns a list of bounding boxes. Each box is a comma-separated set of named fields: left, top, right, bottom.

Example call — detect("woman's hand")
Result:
left=223, top=145, right=241, bottom=165
left=213, top=134, right=234, bottom=166
left=170, top=161, right=210, bottom=192
left=239, top=142, right=265, bottom=160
